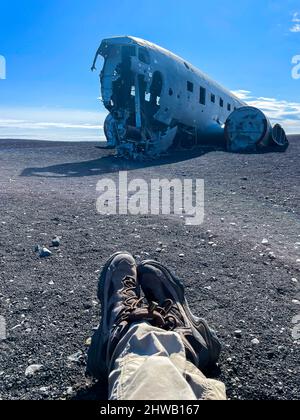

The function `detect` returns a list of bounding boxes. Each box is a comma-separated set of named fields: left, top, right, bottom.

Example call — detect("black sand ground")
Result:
left=0, top=137, right=299, bottom=400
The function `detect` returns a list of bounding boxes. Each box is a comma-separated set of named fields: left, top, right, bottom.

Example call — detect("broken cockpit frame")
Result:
left=91, top=37, right=185, bottom=159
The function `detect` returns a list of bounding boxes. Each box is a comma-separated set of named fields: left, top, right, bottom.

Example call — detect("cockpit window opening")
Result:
left=169, top=88, right=174, bottom=96
left=138, top=48, right=151, bottom=64
left=227, top=103, right=231, bottom=112
left=184, top=62, right=190, bottom=70
left=211, top=94, right=216, bottom=103
left=122, top=45, right=136, bottom=58
left=220, top=98, right=224, bottom=108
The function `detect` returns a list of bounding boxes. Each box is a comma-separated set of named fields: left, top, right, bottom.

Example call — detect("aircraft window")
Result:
left=138, top=48, right=151, bottom=65
left=122, top=45, right=136, bottom=58
left=199, top=87, right=206, bottom=105
left=169, top=88, right=174, bottom=96
left=184, top=62, right=190, bottom=70
left=227, top=103, right=231, bottom=111
left=211, top=94, right=216, bottom=103
left=220, top=98, right=224, bottom=108
left=187, top=81, right=194, bottom=93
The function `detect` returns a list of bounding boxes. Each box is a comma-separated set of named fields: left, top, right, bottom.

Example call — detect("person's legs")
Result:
left=87, top=253, right=226, bottom=400
left=109, top=322, right=198, bottom=400
left=109, top=322, right=226, bottom=400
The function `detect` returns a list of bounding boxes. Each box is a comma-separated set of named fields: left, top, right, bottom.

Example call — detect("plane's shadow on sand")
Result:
left=20, top=147, right=219, bottom=178
left=20, top=144, right=284, bottom=179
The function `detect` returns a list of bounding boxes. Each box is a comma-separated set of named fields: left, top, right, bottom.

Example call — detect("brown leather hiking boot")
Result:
left=137, top=260, right=222, bottom=372
left=87, top=252, right=165, bottom=379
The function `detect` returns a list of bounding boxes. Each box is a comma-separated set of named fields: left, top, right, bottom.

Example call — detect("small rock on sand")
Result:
left=25, top=364, right=43, bottom=377
left=234, top=330, right=242, bottom=338
left=36, top=246, right=52, bottom=258
left=52, top=237, right=61, bottom=247
left=67, top=351, right=83, bottom=363
left=40, top=248, right=52, bottom=258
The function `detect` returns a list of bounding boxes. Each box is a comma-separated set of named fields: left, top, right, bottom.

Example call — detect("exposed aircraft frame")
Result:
left=92, top=36, right=288, bottom=159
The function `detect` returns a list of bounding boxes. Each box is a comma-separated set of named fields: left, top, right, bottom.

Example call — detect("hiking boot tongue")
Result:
left=139, top=271, right=174, bottom=304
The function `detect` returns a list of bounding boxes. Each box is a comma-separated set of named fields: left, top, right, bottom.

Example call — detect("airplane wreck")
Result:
left=91, top=36, right=289, bottom=159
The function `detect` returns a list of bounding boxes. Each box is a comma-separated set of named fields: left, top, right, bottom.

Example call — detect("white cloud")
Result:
left=291, top=24, right=300, bottom=32
left=232, top=90, right=300, bottom=134
left=0, top=120, right=102, bottom=131
left=0, top=107, right=107, bottom=141
left=290, top=12, right=300, bottom=32
left=231, top=90, right=252, bottom=101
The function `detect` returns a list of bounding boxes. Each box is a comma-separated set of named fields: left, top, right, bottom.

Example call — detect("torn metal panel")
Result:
left=92, top=36, right=288, bottom=158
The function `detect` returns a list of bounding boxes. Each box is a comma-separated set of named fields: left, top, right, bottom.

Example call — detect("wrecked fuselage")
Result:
left=92, top=36, right=288, bottom=159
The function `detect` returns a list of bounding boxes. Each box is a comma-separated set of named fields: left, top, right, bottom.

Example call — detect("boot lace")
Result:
left=149, top=299, right=182, bottom=330
left=113, top=279, right=182, bottom=330
left=113, top=277, right=166, bottom=327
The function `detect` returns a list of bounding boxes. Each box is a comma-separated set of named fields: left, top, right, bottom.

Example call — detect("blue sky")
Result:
left=0, top=0, right=300, bottom=140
